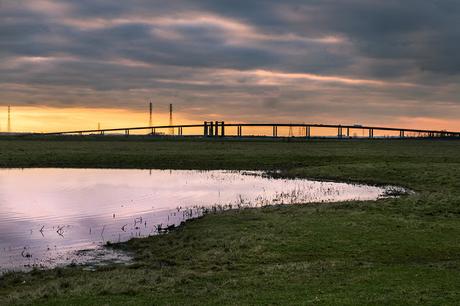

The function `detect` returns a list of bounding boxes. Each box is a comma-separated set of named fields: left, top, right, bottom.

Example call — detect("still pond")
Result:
left=0, top=168, right=404, bottom=272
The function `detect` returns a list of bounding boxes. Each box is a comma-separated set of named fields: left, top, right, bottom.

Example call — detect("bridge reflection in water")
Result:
left=39, top=122, right=460, bottom=139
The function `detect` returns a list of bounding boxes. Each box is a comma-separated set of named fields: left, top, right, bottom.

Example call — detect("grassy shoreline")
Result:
left=1, top=138, right=460, bottom=305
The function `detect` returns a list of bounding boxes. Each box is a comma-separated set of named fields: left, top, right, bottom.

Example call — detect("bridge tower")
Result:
left=169, top=104, right=173, bottom=135
left=149, top=101, right=153, bottom=127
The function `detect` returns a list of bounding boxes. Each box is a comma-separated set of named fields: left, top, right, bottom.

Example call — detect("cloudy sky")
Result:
left=1, top=0, right=460, bottom=132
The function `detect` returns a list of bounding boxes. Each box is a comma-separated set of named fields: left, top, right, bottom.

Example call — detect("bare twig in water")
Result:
left=101, top=225, right=106, bottom=238
left=134, top=217, right=142, bottom=226
left=56, top=225, right=65, bottom=237
left=39, top=225, right=45, bottom=237
left=21, top=247, right=32, bottom=258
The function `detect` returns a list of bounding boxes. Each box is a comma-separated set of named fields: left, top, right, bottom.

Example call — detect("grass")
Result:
left=1, top=137, right=460, bottom=305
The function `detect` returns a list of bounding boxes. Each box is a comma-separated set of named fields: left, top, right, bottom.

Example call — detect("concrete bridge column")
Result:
left=214, top=121, right=219, bottom=136
left=209, top=122, right=214, bottom=136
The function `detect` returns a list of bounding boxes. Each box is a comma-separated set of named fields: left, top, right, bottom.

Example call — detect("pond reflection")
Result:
left=0, top=168, right=402, bottom=271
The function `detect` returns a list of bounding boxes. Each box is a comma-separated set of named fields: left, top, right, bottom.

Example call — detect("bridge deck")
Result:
left=36, top=122, right=460, bottom=138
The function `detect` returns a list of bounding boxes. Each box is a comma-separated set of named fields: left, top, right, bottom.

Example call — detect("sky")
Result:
left=1, top=0, right=460, bottom=132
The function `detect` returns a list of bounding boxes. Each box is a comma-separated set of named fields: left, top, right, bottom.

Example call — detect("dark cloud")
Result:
left=1, top=0, right=460, bottom=126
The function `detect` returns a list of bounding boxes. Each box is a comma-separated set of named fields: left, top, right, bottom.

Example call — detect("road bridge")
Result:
left=36, top=122, right=460, bottom=139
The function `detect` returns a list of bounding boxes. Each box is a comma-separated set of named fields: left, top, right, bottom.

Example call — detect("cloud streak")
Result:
left=1, top=0, right=460, bottom=129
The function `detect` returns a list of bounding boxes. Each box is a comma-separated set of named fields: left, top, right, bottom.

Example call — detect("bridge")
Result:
left=37, top=122, right=460, bottom=139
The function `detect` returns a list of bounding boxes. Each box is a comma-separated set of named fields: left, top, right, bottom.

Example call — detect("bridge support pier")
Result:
left=237, top=126, right=242, bottom=137
left=347, top=128, right=350, bottom=138
left=203, top=121, right=208, bottom=136
left=204, top=121, right=225, bottom=137
left=338, top=126, right=343, bottom=138
left=306, top=126, right=311, bottom=138
left=400, top=130, right=405, bottom=138
left=369, top=129, right=374, bottom=138
left=273, top=126, right=278, bottom=137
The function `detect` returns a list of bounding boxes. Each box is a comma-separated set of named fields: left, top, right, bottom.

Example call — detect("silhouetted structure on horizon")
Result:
left=37, top=121, right=460, bottom=139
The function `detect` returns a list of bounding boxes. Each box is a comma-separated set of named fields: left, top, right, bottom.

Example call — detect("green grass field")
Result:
left=1, top=137, right=460, bottom=305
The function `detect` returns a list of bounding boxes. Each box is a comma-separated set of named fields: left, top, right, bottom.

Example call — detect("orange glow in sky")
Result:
left=3, top=106, right=460, bottom=134
left=2, top=2, right=460, bottom=133
left=2, top=106, right=198, bottom=133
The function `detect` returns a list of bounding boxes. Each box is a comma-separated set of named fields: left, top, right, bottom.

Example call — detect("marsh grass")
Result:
left=1, top=138, right=460, bottom=305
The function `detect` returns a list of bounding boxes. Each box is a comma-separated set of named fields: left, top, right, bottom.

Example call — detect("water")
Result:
left=0, top=168, right=403, bottom=272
